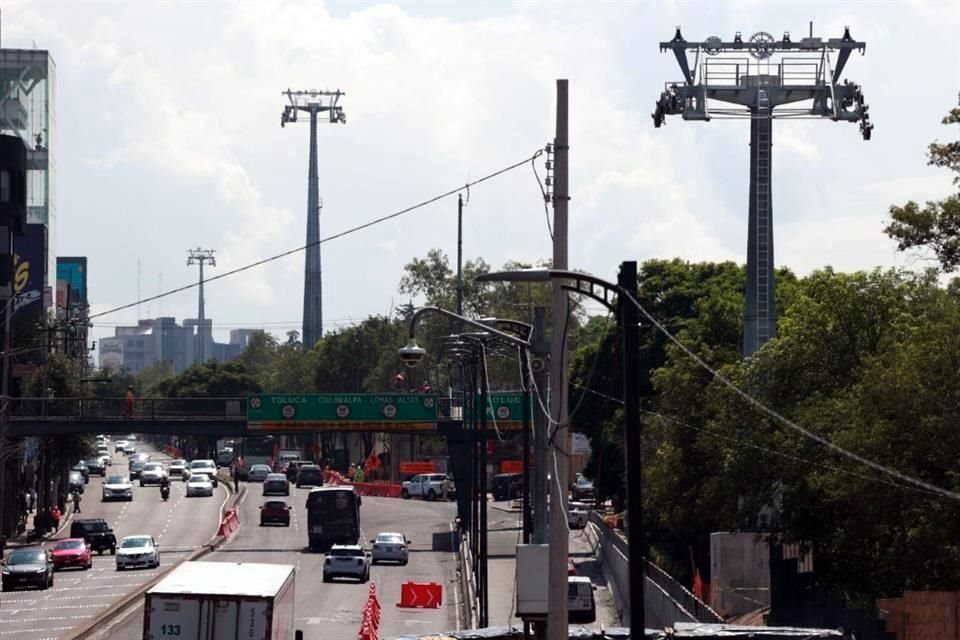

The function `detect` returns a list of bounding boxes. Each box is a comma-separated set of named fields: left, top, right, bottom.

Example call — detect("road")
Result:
left=0, top=442, right=227, bottom=640
left=92, top=489, right=460, bottom=640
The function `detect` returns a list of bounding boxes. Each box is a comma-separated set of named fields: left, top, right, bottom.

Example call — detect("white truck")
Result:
left=142, top=561, right=299, bottom=640
left=401, top=473, right=454, bottom=501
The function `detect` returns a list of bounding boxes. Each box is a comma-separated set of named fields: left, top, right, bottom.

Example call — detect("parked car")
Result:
left=102, top=474, right=134, bottom=502
left=2, top=547, right=54, bottom=591
left=370, top=532, right=409, bottom=565
left=51, top=538, right=93, bottom=571
left=492, top=472, right=522, bottom=501
left=567, top=576, right=596, bottom=623
left=571, top=473, right=595, bottom=501
left=247, top=464, right=272, bottom=482
left=70, top=518, right=117, bottom=555
left=263, top=473, right=290, bottom=496
left=68, top=470, right=85, bottom=495
left=186, top=473, right=214, bottom=497
left=72, top=462, right=90, bottom=483
left=85, top=458, right=106, bottom=476
left=295, top=464, right=323, bottom=488
left=259, top=499, right=291, bottom=526
left=568, top=503, right=588, bottom=529
left=187, top=460, right=218, bottom=487
left=322, top=544, right=370, bottom=583
left=116, top=535, right=160, bottom=570
left=401, top=473, right=452, bottom=501
left=168, top=459, right=187, bottom=477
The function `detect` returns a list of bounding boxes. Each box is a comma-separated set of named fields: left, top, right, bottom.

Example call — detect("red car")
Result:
left=259, top=500, right=291, bottom=526
left=51, top=538, right=93, bottom=571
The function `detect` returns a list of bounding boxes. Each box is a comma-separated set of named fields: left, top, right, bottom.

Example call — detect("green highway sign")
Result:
left=474, top=392, right=527, bottom=430
left=246, top=393, right=438, bottom=432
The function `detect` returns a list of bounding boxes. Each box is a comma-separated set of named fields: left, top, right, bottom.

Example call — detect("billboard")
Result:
left=99, top=336, right=124, bottom=370
left=12, top=223, right=46, bottom=319
left=56, top=257, right=87, bottom=304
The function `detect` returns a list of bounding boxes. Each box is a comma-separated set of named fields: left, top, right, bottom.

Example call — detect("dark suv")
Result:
left=492, top=473, right=522, bottom=501
left=70, top=519, right=116, bottom=555
left=295, top=464, right=323, bottom=488
left=285, top=460, right=311, bottom=482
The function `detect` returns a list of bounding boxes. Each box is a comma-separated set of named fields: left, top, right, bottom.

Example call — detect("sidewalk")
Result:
left=484, top=505, right=620, bottom=630
left=3, top=504, right=74, bottom=553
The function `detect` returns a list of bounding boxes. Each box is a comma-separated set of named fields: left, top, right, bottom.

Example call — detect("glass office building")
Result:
left=0, top=48, right=56, bottom=287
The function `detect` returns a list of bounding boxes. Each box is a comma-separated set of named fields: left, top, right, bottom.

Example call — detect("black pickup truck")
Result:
left=70, top=519, right=116, bottom=555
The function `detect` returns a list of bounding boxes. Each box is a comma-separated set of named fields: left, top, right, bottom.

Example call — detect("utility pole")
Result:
left=546, top=79, right=570, bottom=640
left=280, top=89, right=346, bottom=351
left=186, top=248, right=216, bottom=364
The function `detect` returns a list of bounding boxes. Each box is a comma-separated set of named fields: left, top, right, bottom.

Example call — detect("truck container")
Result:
left=143, top=561, right=297, bottom=640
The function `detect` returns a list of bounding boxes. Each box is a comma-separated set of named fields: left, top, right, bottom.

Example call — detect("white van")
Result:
left=567, top=576, right=596, bottom=623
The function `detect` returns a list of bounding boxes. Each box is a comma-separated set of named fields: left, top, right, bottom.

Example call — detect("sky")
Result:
left=3, top=0, right=959, bottom=355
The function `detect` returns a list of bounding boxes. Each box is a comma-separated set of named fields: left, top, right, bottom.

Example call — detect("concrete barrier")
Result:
left=587, top=511, right=722, bottom=628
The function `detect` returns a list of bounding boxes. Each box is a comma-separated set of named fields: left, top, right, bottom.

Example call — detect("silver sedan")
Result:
left=370, top=532, right=410, bottom=565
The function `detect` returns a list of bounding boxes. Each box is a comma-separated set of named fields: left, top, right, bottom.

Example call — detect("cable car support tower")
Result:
left=653, top=25, right=873, bottom=357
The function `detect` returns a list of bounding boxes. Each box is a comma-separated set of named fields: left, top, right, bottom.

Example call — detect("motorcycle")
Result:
left=160, top=484, right=170, bottom=501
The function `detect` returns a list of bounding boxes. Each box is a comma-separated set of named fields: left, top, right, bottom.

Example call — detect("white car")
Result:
left=114, top=440, right=128, bottom=453
left=139, top=463, right=167, bottom=486
left=186, top=473, right=214, bottom=497
left=370, top=532, right=410, bottom=565
left=115, top=535, right=159, bottom=570
left=123, top=444, right=136, bottom=456
left=102, top=474, right=134, bottom=502
left=168, top=459, right=187, bottom=477
left=323, top=544, right=370, bottom=583
left=401, top=473, right=453, bottom=501
left=98, top=453, right=112, bottom=468
left=568, top=503, right=589, bottom=529
left=186, top=460, right=218, bottom=486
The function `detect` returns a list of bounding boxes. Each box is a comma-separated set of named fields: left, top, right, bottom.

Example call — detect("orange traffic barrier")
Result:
left=217, top=508, right=240, bottom=538
left=397, top=581, right=442, bottom=609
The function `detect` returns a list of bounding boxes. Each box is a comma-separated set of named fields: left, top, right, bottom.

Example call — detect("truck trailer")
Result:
left=143, top=561, right=298, bottom=640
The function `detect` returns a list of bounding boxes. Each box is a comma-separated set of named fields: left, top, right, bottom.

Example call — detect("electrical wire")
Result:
left=619, top=289, right=960, bottom=503
left=89, top=148, right=544, bottom=321
left=567, top=379, right=948, bottom=500
left=530, top=150, right=553, bottom=240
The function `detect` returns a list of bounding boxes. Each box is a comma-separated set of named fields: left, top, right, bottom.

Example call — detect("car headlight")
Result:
left=2, top=567, right=10, bottom=574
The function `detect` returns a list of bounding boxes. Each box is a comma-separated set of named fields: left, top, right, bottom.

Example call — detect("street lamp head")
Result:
left=476, top=269, right=552, bottom=284
left=398, top=339, right=427, bottom=368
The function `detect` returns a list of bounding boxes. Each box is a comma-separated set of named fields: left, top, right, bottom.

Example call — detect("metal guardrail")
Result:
left=587, top=511, right=723, bottom=624
left=8, top=397, right=246, bottom=422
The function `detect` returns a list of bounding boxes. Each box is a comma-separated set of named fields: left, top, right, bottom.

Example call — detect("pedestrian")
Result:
left=124, top=385, right=135, bottom=418
left=21, top=490, right=29, bottom=516
left=27, top=489, right=34, bottom=513
left=72, top=489, right=82, bottom=514
left=230, top=464, right=238, bottom=492
left=50, top=505, right=61, bottom=531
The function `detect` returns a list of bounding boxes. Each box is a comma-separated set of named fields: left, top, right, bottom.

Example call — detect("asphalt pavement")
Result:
left=91, top=487, right=461, bottom=640
left=0, top=442, right=227, bottom=640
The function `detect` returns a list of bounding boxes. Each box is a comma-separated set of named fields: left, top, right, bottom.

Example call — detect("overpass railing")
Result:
left=8, top=397, right=246, bottom=422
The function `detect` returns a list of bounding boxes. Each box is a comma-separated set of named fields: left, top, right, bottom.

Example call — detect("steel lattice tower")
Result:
left=281, top=89, right=346, bottom=350
left=653, top=26, right=873, bottom=357
left=187, top=248, right=216, bottom=362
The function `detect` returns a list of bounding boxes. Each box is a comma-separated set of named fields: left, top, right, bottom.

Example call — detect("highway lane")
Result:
left=0, top=441, right=226, bottom=640
left=97, top=487, right=460, bottom=640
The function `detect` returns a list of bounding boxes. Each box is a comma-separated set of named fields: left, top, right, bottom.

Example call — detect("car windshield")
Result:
left=265, top=501, right=287, bottom=509
left=106, top=476, right=128, bottom=484
left=120, top=537, right=151, bottom=549
left=266, top=474, right=286, bottom=481
left=576, top=477, right=592, bottom=486
left=144, top=464, right=162, bottom=472
left=330, top=547, right=364, bottom=557
left=190, top=474, right=209, bottom=482
left=171, top=460, right=185, bottom=466
left=69, top=472, right=82, bottom=481
left=8, top=551, right=46, bottom=565
left=377, top=534, right=404, bottom=544
left=55, top=540, right=85, bottom=550
left=190, top=460, right=214, bottom=469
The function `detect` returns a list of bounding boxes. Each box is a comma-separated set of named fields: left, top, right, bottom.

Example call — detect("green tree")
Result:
left=885, top=105, right=960, bottom=270
left=161, top=360, right=262, bottom=397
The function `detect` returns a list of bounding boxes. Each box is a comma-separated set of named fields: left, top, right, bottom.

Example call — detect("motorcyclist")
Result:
left=160, top=474, right=171, bottom=500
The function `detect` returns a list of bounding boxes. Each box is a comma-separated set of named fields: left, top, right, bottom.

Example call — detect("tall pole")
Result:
left=532, top=307, right=549, bottom=545
left=303, top=108, right=323, bottom=350
left=520, top=348, right=532, bottom=545
left=546, top=79, right=570, bottom=640
left=0, top=234, right=12, bottom=538
left=187, top=248, right=216, bottom=364
left=457, top=194, right=464, bottom=317
left=478, top=351, right=489, bottom=628
left=743, top=105, right=776, bottom=357
left=618, top=261, right=645, bottom=635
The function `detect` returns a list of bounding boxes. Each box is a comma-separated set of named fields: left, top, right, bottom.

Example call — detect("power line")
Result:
left=90, top=149, right=544, bottom=321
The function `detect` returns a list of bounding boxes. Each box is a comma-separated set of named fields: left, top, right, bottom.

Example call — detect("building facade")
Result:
left=99, top=317, right=261, bottom=374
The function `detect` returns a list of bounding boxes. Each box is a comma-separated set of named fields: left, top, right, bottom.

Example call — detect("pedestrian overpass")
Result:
left=7, top=392, right=527, bottom=437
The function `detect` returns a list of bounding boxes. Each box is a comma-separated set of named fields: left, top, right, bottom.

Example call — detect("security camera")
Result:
left=398, top=339, right=426, bottom=368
